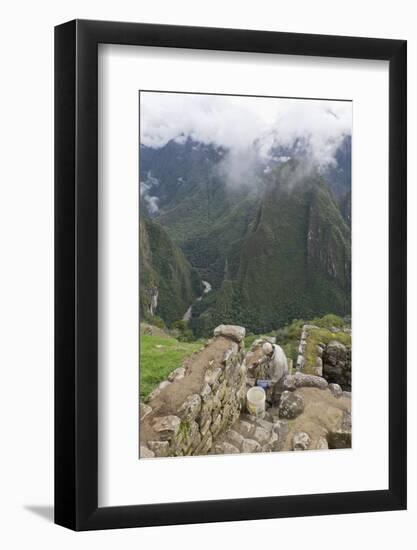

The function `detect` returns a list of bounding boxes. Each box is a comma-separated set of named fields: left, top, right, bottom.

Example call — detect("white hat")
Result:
left=262, top=342, right=273, bottom=355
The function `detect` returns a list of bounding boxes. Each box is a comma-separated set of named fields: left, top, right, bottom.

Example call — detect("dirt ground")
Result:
left=279, top=387, right=351, bottom=450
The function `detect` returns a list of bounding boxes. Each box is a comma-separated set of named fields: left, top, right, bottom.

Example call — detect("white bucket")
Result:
left=246, top=386, right=266, bottom=417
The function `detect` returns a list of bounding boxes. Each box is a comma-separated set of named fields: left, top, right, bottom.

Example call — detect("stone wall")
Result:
left=322, top=341, right=352, bottom=391
left=295, top=324, right=322, bottom=375
left=140, top=325, right=247, bottom=458
left=295, top=324, right=352, bottom=391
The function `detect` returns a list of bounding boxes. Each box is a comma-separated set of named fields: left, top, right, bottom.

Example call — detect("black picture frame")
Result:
left=55, top=19, right=407, bottom=531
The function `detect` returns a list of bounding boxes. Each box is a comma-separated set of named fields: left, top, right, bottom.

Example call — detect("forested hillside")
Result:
left=139, top=136, right=351, bottom=335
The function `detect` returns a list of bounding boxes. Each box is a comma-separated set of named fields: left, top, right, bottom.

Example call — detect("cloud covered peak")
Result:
left=140, top=91, right=352, bottom=169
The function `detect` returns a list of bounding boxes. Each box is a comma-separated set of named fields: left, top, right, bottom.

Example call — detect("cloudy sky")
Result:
left=140, top=91, right=352, bottom=168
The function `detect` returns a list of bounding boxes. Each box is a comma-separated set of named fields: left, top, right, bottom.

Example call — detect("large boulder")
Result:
left=213, top=324, right=246, bottom=343
left=278, top=391, right=305, bottom=419
left=294, top=372, right=328, bottom=390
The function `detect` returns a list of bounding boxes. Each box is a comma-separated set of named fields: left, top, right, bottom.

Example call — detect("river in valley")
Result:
left=182, top=280, right=212, bottom=321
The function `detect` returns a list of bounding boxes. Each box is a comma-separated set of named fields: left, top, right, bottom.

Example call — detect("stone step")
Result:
left=212, top=411, right=290, bottom=455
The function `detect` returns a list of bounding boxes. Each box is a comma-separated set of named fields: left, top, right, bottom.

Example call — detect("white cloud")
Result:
left=140, top=91, right=352, bottom=168
left=140, top=172, right=160, bottom=214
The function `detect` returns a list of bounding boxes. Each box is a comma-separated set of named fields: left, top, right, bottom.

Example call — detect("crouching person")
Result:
left=256, top=342, right=289, bottom=405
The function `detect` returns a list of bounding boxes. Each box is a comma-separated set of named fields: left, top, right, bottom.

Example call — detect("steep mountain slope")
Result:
left=140, top=138, right=351, bottom=335
left=140, top=218, right=201, bottom=325
left=191, top=161, right=351, bottom=335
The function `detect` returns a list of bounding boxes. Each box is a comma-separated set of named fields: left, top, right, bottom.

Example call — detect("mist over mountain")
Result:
left=139, top=94, right=351, bottom=335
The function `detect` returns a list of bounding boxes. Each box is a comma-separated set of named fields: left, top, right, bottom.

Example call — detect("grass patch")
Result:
left=140, top=334, right=203, bottom=400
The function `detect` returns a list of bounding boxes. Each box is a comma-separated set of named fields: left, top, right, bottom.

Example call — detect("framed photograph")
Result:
left=55, top=20, right=406, bottom=530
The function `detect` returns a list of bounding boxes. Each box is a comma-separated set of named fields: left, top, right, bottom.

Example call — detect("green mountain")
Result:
left=140, top=140, right=351, bottom=336
left=190, top=161, right=351, bottom=335
left=139, top=218, right=201, bottom=325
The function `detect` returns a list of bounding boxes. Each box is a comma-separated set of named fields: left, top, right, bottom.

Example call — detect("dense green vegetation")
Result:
left=139, top=331, right=203, bottom=400
left=140, top=218, right=201, bottom=325
left=140, top=139, right=351, bottom=337
left=189, top=162, right=351, bottom=336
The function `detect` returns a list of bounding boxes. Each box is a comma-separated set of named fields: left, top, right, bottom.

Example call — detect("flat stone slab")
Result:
left=213, top=324, right=246, bottom=343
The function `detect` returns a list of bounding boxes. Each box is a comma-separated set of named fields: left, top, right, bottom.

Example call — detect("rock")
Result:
left=213, top=442, right=240, bottom=454
left=226, top=430, right=244, bottom=449
left=205, top=367, right=222, bottom=386
left=316, top=436, right=329, bottom=450
left=263, top=411, right=276, bottom=423
left=342, top=391, right=351, bottom=399
left=313, top=366, right=323, bottom=377
left=322, top=341, right=351, bottom=391
left=278, top=375, right=296, bottom=392
left=294, top=372, right=328, bottom=389
left=292, top=432, right=311, bottom=451
left=323, top=340, right=347, bottom=366
left=256, top=419, right=274, bottom=433
left=158, top=380, right=171, bottom=391
left=327, top=411, right=351, bottom=449
left=140, top=402, right=152, bottom=421
left=194, top=433, right=213, bottom=455
left=296, top=354, right=305, bottom=370
left=178, top=394, right=202, bottom=422
left=147, top=440, right=170, bottom=456
left=298, top=339, right=307, bottom=354
left=273, top=420, right=289, bottom=443
left=179, top=419, right=200, bottom=448
left=211, top=413, right=222, bottom=438
left=222, top=343, right=239, bottom=365
left=214, top=324, right=246, bottom=343
left=253, top=426, right=271, bottom=445
left=328, top=383, right=343, bottom=398
left=152, top=415, right=181, bottom=440
left=200, top=383, right=212, bottom=401
left=242, top=438, right=261, bottom=453
left=200, top=417, right=211, bottom=436
left=237, top=420, right=255, bottom=438
left=263, top=431, right=279, bottom=452
left=168, top=367, right=186, bottom=382
left=139, top=445, right=155, bottom=458
left=278, top=391, right=305, bottom=419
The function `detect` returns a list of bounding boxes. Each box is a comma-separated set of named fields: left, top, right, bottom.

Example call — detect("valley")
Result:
left=139, top=137, right=351, bottom=337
